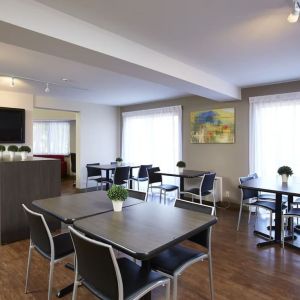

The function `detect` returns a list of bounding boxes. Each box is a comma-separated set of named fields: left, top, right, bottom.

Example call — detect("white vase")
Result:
left=21, top=152, right=28, bottom=160
left=178, top=167, right=184, bottom=173
left=282, top=174, right=288, bottom=183
left=9, top=152, right=15, bottom=160
left=117, top=161, right=122, bottom=166
left=112, top=200, right=123, bottom=212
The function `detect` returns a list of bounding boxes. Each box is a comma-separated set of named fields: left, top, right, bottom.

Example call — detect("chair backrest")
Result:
left=71, top=153, right=76, bottom=173
left=113, top=166, right=130, bottom=185
left=174, top=199, right=214, bottom=248
left=86, top=163, right=101, bottom=178
left=147, top=167, right=162, bottom=184
left=239, top=176, right=258, bottom=200
left=127, top=189, right=146, bottom=201
left=69, top=226, right=123, bottom=299
left=22, top=204, right=53, bottom=258
left=137, top=164, right=153, bottom=178
left=200, top=173, right=216, bottom=192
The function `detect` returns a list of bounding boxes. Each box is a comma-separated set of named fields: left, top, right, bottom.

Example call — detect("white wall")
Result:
left=35, top=96, right=120, bottom=189
left=0, top=90, right=33, bottom=147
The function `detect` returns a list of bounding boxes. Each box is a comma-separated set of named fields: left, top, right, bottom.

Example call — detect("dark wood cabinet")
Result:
left=0, top=157, right=61, bottom=244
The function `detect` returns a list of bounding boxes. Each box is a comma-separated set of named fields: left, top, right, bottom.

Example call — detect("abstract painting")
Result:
left=190, top=108, right=235, bottom=143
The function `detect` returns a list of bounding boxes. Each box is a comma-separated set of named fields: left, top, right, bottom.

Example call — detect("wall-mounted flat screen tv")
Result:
left=0, top=107, right=25, bottom=143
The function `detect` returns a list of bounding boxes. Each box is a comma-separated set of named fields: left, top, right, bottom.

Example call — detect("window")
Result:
left=122, top=106, right=182, bottom=182
left=249, top=92, right=300, bottom=178
left=33, top=121, right=70, bottom=155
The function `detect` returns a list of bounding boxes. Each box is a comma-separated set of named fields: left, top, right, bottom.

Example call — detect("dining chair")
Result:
left=86, top=163, right=109, bottom=191
left=281, top=207, right=300, bottom=249
left=147, top=167, right=179, bottom=204
left=237, top=176, right=287, bottom=236
left=68, top=226, right=171, bottom=300
left=127, top=189, right=147, bottom=201
left=22, top=204, right=74, bottom=300
left=180, top=173, right=216, bottom=210
left=129, top=164, right=152, bottom=191
left=150, top=199, right=215, bottom=300
left=113, top=166, right=130, bottom=186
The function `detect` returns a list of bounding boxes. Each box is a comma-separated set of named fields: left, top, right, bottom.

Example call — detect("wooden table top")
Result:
left=157, top=169, right=209, bottom=178
left=32, top=191, right=143, bottom=224
left=73, top=202, right=217, bottom=260
left=239, top=178, right=300, bottom=197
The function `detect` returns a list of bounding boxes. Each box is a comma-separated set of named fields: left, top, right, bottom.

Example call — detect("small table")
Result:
left=90, top=164, right=140, bottom=189
left=157, top=169, right=209, bottom=192
left=239, top=178, right=300, bottom=248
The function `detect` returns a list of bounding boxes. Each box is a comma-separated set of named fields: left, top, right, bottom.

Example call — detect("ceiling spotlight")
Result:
left=44, top=83, right=50, bottom=93
left=10, top=77, right=15, bottom=87
left=288, top=0, right=300, bottom=23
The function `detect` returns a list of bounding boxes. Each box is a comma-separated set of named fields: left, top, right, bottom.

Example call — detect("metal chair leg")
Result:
left=282, top=215, right=285, bottom=249
left=96, top=182, right=99, bottom=191
left=173, top=275, right=178, bottom=300
left=25, top=244, right=34, bottom=293
left=269, top=211, right=272, bottom=240
left=48, top=260, right=55, bottom=300
left=164, top=190, right=167, bottom=205
left=254, top=206, right=259, bottom=230
left=159, top=189, right=162, bottom=203
left=165, top=280, right=171, bottom=300
left=208, top=254, right=215, bottom=300
left=72, top=260, right=79, bottom=300
left=248, top=207, right=251, bottom=224
left=236, top=200, right=243, bottom=231
left=137, top=180, right=140, bottom=191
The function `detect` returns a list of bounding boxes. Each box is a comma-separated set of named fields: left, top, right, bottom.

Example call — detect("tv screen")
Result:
left=0, top=107, right=25, bottom=143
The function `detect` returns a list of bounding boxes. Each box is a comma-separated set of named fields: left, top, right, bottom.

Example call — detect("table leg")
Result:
left=180, top=177, right=184, bottom=193
left=129, top=168, right=133, bottom=189
left=56, top=263, right=76, bottom=297
left=105, top=170, right=110, bottom=190
left=274, top=192, right=282, bottom=243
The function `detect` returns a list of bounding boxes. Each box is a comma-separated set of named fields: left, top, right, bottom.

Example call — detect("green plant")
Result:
left=116, top=157, right=123, bottom=162
left=107, top=185, right=128, bottom=202
left=8, top=145, right=18, bottom=152
left=277, top=166, right=293, bottom=176
left=176, top=161, right=186, bottom=168
left=0, top=145, right=5, bottom=152
left=18, top=145, right=31, bottom=153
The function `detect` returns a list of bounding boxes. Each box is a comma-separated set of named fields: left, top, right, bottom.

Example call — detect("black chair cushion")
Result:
left=285, top=208, right=300, bottom=216
left=150, top=245, right=205, bottom=276
left=249, top=201, right=287, bottom=212
left=82, top=257, right=167, bottom=300
left=160, top=184, right=178, bottom=192
left=53, top=232, right=74, bottom=259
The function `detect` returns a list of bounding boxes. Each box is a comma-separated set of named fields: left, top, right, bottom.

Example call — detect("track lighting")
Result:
left=10, top=77, right=15, bottom=87
left=288, top=0, right=300, bottom=23
left=44, top=83, right=50, bottom=93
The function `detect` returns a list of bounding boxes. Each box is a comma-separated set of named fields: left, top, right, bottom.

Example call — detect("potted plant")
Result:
left=116, top=157, right=123, bottom=166
left=18, top=145, right=31, bottom=160
left=277, top=166, right=293, bottom=183
left=0, top=145, right=5, bottom=160
left=107, top=184, right=128, bottom=212
left=176, top=161, right=186, bottom=173
left=7, top=145, right=18, bottom=160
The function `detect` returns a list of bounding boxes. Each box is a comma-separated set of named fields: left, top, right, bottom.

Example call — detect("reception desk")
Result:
left=0, top=157, right=61, bottom=244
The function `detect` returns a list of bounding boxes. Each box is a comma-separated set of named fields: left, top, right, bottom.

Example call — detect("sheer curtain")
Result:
left=122, top=106, right=182, bottom=182
left=33, top=121, right=70, bottom=155
left=249, top=92, right=300, bottom=179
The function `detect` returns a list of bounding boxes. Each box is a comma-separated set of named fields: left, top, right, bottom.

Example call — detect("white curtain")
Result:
left=122, top=106, right=182, bottom=183
left=33, top=121, right=70, bottom=155
left=249, top=92, right=300, bottom=179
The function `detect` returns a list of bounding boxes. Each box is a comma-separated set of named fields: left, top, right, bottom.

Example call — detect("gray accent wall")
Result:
left=121, top=80, right=300, bottom=204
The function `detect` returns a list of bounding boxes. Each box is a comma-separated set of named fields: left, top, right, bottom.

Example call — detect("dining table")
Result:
left=90, top=163, right=140, bottom=189
left=239, top=177, right=300, bottom=248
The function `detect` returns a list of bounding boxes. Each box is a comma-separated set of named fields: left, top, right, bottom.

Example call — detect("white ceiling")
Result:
left=36, top=0, right=300, bottom=87
left=0, top=0, right=299, bottom=105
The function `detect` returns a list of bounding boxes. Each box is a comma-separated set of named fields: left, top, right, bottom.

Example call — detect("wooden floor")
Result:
left=1, top=178, right=300, bottom=300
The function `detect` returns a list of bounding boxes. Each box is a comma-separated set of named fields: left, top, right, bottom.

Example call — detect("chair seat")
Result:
left=248, top=200, right=287, bottom=212
left=258, top=194, right=288, bottom=202
left=150, top=245, right=205, bottom=276
left=182, top=188, right=211, bottom=197
left=160, top=184, right=178, bottom=192
left=130, top=176, right=148, bottom=182
left=284, top=208, right=300, bottom=216
left=53, top=232, right=74, bottom=259
left=82, top=258, right=167, bottom=300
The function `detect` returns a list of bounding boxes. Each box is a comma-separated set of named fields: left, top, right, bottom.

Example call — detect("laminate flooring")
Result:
left=1, top=178, right=300, bottom=300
